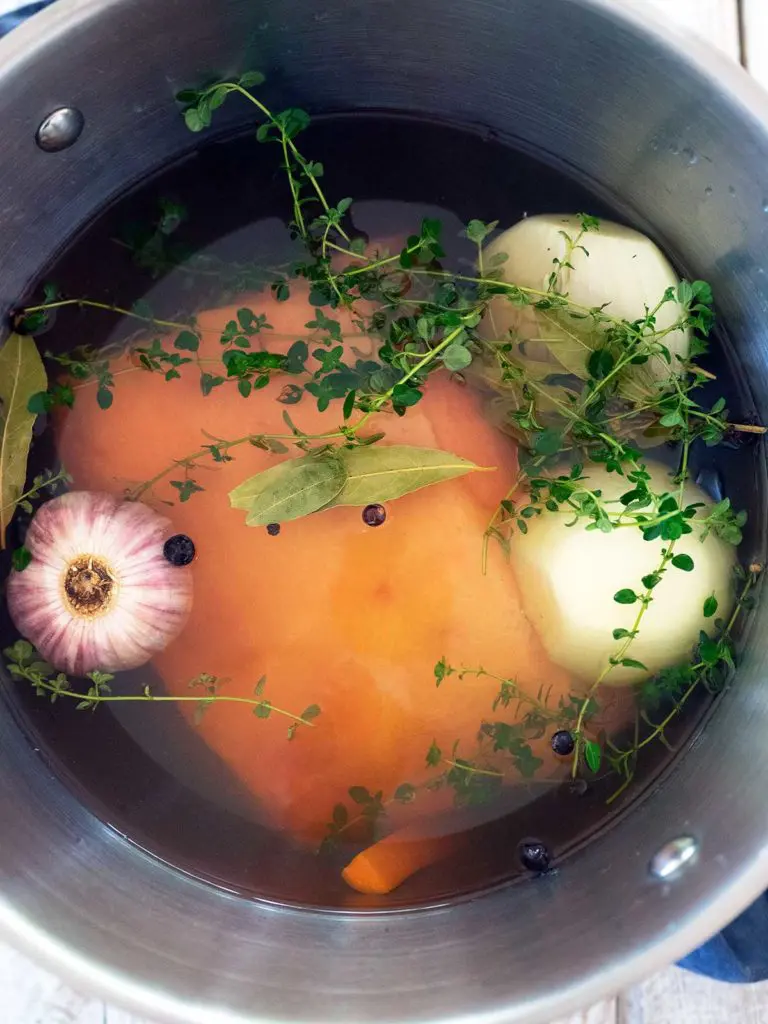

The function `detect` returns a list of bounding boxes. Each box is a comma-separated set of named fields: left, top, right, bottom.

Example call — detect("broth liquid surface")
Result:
left=1, top=115, right=758, bottom=908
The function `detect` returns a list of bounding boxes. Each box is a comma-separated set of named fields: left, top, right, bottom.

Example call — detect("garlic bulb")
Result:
left=7, top=491, right=193, bottom=675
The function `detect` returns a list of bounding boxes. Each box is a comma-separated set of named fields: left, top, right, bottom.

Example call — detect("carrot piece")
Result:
left=342, top=821, right=467, bottom=895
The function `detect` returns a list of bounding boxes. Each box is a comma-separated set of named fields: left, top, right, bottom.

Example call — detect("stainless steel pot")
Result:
left=1, top=1, right=768, bottom=1021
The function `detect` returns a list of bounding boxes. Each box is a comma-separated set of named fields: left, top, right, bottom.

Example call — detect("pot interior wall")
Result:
left=0, top=1, right=767, bottom=1022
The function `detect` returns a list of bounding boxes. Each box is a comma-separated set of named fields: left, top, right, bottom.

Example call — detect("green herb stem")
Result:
left=327, top=241, right=422, bottom=277
left=21, top=298, right=197, bottom=335
left=571, top=542, right=677, bottom=776
left=451, top=665, right=560, bottom=721
left=127, top=429, right=342, bottom=500
left=366, top=321, right=471, bottom=414
left=442, top=758, right=501, bottom=778
left=0, top=467, right=69, bottom=518
left=209, top=83, right=351, bottom=244
left=9, top=663, right=314, bottom=727
left=606, top=569, right=759, bottom=805
left=130, top=316, right=477, bottom=500
left=407, top=268, right=639, bottom=331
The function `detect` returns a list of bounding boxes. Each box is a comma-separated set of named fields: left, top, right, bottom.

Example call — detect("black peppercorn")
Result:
left=519, top=841, right=552, bottom=873
left=266, top=523, right=281, bottom=536
left=163, top=534, right=196, bottom=566
left=362, top=504, right=386, bottom=527
left=550, top=729, right=575, bottom=756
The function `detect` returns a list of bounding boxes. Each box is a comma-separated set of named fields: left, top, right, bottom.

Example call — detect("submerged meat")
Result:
left=57, top=282, right=579, bottom=843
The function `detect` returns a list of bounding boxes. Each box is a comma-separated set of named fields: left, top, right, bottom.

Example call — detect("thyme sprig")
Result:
left=125, top=315, right=478, bottom=501
left=9, top=71, right=764, bottom=807
left=0, top=466, right=70, bottom=520
left=604, top=565, right=761, bottom=802
left=3, top=641, right=320, bottom=736
left=151, top=77, right=768, bottom=801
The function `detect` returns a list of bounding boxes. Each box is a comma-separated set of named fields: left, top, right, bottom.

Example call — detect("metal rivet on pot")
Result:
left=35, top=107, right=85, bottom=152
left=649, top=836, right=698, bottom=880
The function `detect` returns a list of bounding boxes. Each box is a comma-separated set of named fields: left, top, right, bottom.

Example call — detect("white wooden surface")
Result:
left=1, top=0, right=767, bottom=1022
left=644, top=0, right=742, bottom=59
left=743, top=0, right=768, bottom=91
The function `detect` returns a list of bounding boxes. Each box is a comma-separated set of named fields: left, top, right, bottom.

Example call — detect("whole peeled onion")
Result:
left=480, top=214, right=691, bottom=396
left=513, top=463, right=735, bottom=686
left=7, top=491, right=193, bottom=675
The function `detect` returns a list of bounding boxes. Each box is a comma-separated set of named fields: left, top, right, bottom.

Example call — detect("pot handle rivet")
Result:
left=35, top=107, right=85, bottom=152
left=649, top=835, right=699, bottom=880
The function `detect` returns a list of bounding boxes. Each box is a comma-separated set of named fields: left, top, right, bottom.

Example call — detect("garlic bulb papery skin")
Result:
left=7, top=491, right=193, bottom=676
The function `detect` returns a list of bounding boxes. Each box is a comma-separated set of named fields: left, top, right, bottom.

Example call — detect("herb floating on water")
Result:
left=325, top=445, right=486, bottom=507
left=321, top=665, right=574, bottom=854
left=5, top=68, right=766, bottom=828
left=230, top=451, right=348, bottom=525
left=3, top=641, right=319, bottom=735
left=604, top=564, right=761, bottom=802
left=229, top=445, right=488, bottom=526
left=12, top=467, right=71, bottom=512
left=118, top=301, right=481, bottom=504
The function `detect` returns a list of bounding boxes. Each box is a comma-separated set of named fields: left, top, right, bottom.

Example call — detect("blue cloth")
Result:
left=2, top=0, right=768, bottom=987
left=0, top=2, right=54, bottom=37
left=677, top=894, right=768, bottom=983
left=0, top=1, right=54, bottom=37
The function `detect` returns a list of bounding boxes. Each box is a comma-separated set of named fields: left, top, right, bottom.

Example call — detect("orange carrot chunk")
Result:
left=342, top=822, right=466, bottom=895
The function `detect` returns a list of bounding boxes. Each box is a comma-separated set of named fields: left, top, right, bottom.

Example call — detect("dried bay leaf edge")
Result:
left=324, top=444, right=487, bottom=508
left=0, top=333, right=47, bottom=548
left=229, top=454, right=347, bottom=525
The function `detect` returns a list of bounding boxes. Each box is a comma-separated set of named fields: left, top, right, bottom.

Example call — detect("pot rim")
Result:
left=0, top=1, right=767, bottom=1022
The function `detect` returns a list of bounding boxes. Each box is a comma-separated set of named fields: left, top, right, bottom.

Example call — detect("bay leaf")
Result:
left=325, top=444, right=484, bottom=508
left=0, top=334, right=47, bottom=549
left=229, top=454, right=347, bottom=525
left=533, top=309, right=595, bottom=380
